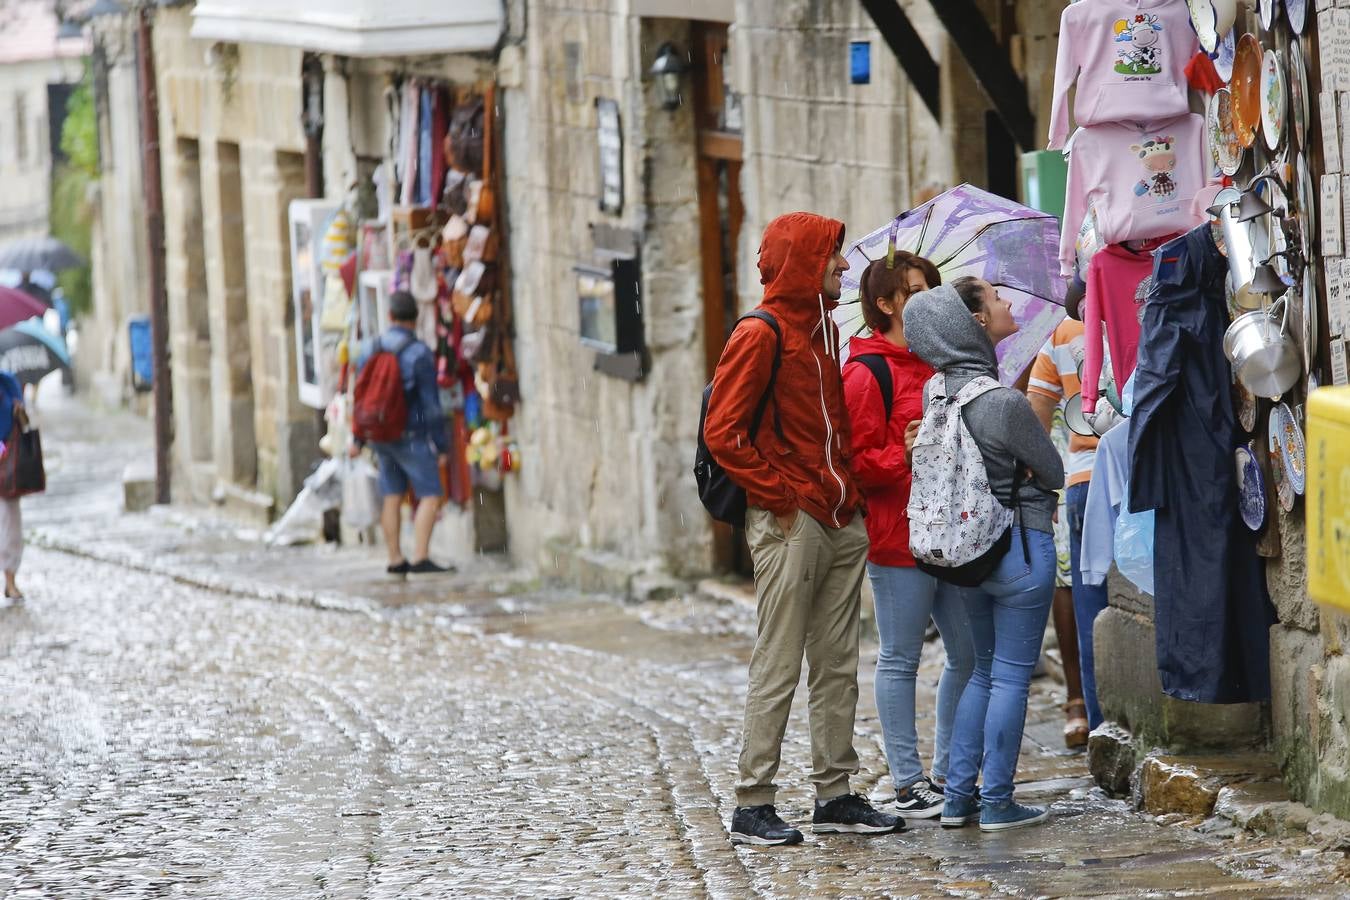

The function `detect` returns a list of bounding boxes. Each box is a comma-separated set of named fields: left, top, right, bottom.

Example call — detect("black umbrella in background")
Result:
left=0, top=236, right=83, bottom=273
left=0, top=321, right=71, bottom=386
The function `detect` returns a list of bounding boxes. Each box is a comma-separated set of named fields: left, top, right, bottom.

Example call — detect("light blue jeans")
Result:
left=945, top=527, right=1057, bottom=808
left=869, top=563, right=974, bottom=790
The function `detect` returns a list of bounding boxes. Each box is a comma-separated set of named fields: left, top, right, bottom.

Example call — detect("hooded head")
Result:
left=758, top=212, right=847, bottom=311
left=901, top=284, right=998, bottom=378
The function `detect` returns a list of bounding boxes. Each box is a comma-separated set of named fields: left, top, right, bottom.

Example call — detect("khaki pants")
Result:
left=735, top=507, right=869, bottom=807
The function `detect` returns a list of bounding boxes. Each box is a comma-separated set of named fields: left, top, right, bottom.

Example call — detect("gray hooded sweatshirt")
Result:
left=902, top=285, right=1065, bottom=534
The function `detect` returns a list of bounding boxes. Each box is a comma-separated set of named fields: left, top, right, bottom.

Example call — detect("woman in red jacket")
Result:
left=843, top=253, right=974, bottom=819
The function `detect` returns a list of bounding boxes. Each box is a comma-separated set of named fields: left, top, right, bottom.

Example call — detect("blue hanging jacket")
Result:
left=1127, top=225, right=1275, bottom=704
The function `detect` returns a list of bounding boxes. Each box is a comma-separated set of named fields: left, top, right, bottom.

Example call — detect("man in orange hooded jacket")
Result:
left=705, top=212, right=902, bottom=846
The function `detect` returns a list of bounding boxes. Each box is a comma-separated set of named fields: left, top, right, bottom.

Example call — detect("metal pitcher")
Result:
left=1210, top=187, right=1272, bottom=311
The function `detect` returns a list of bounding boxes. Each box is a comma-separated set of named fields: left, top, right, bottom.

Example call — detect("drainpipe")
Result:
left=136, top=6, right=171, bottom=505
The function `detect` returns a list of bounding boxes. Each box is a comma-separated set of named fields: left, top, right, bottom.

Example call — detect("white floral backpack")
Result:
left=908, top=373, right=1018, bottom=587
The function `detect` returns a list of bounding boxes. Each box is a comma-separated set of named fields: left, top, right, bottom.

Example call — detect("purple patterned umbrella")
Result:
left=837, top=184, right=1067, bottom=385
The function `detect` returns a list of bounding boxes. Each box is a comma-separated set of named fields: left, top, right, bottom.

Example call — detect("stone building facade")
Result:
left=0, top=1, right=85, bottom=242
left=501, top=0, right=1063, bottom=591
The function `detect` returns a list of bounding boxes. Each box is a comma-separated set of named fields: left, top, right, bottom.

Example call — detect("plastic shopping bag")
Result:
left=1114, top=503, right=1155, bottom=596
left=341, top=457, right=381, bottom=531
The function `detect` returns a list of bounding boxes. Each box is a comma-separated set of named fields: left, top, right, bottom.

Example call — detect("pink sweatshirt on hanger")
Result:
left=1059, top=114, right=1208, bottom=277
left=1048, top=0, right=1198, bottom=149
left=1082, top=241, right=1167, bottom=413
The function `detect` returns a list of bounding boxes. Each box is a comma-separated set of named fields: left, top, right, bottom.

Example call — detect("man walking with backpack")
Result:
left=702, top=212, right=901, bottom=846
left=351, top=290, right=454, bottom=577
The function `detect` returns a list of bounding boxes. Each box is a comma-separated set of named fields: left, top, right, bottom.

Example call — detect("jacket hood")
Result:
left=758, top=212, right=846, bottom=327
left=846, top=332, right=927, bottom=366
left=901, top=284, right=998, bottom=378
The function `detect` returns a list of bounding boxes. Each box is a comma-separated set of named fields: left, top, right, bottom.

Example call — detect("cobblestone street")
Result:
left=1, top=395, right=1348, bottom=897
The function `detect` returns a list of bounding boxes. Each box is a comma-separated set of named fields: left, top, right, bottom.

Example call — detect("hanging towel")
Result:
left=399, top=83, right=420, bottom=207
left=430, top=87, right=449, bottom=206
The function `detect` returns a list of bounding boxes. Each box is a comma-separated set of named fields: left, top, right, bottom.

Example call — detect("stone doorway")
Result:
left=691, top=21, right=751, bottom=575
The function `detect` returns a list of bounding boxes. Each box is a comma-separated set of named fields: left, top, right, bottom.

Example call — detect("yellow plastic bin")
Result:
left=1307, top=387, right=1350, bottom=610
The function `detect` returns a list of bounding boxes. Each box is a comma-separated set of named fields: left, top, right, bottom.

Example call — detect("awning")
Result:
left=189, top=0, right=502, bottom=57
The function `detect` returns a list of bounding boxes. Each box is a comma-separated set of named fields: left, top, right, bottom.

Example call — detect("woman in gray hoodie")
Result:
left=901, top=279, right=1065, bottom=832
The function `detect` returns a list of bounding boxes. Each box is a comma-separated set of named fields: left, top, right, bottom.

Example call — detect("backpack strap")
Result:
left=740, top=310, right=785, bottom=442
left=852, top=354, right=893, bottom=422
left=951, top=375, right=1004, bottom=408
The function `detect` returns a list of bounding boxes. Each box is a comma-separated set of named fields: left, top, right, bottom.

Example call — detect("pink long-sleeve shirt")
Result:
left=1082, top=241, right=1167, bottom=414
left=1048, top=0, right=1198, bottom=150
left=1059, top=114, right=1208, bottom=277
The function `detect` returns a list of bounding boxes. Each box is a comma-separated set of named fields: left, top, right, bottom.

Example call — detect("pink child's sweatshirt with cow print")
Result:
left=1047, top=0, right=1199, bottom=150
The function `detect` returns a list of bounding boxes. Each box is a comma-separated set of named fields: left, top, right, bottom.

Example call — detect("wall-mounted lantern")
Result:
left=649, top=43, right=688, bottom=111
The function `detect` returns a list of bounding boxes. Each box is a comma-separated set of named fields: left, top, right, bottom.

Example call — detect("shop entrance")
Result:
left=691, top=22, right=751, bottom=574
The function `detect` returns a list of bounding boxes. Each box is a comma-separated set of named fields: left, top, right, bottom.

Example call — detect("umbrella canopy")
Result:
left=0, top=235, right=83, bottom=273
left=0, top=319, right=71, bottom=385
left=0, top=287, right=53, bottom=333
left=837, top=184, right=1067, bottom=385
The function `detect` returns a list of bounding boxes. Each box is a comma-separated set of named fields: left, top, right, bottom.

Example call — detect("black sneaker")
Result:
left=893, top=779, right=944, bottom=819
left=812, top=793, right=904, bottom=835
left=407, top=559, right=456, bottom=575
left=386, top=560, right=410, bottom=577
left=729, top=805, right=803, bottom=846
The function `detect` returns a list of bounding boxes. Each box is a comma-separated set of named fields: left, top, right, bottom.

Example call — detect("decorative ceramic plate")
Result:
left=1269, top=409, right=1296, bottom=512
left=1290, top=40, right=1310, bottom=149
left=1287, top=0, right=1307, bottom=34
left=1236, top=444, right=1266, bottom=530
left=1303, top=274, right=1318, bottom=371
left=1259, top=0, right=1278, bottom=31
left=1237, top=378, right=1258, bottom=432
left=1190, top=0, right=1221, bottom=54
left=1064, top=392, right=1095, bottom=438
left=1275, top=401, right=1307, bottom=494
left=1297, top=153, right=1316, bottom=261
left=1232, top=34, right=1264, bottom=149
left=1209, top=89, right=1244, bottom=177
left=1216, top=29, right=1237, bottom=84
left=1261, top=49, right=1287, bottom=152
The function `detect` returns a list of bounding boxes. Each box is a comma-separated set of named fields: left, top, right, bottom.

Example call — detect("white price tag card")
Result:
left=1322, top=93, right=1343, bottom=174
left=1338, top=12, right=1350, bottom=88
left=1324, top=174, right=1345, bottom=257
left=1332, top=338, right=1348, bottom=386
left=1321, top=12, right=1339, bottom=90
left=1327, top=260, right=1345, bottom=336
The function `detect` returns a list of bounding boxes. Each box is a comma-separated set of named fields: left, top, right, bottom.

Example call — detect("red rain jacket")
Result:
left=842, top=332, right=935, bottom=566
left=703, top=212, right=863, bottom=528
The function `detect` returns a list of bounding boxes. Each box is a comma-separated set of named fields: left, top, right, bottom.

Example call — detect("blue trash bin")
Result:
left=129, top=316, right=153, bottom=392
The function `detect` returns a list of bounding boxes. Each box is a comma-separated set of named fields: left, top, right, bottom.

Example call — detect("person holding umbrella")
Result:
left=842, top=251, right=976, bottom=819
left=0, top=370, right=27, bottom=600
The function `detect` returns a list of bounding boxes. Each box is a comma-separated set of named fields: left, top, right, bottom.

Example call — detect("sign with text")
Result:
left=597, top=98, right=624, bottom=216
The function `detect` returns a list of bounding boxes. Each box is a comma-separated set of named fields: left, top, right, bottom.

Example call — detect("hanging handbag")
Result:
left=0, top=409, right=45, bottom=498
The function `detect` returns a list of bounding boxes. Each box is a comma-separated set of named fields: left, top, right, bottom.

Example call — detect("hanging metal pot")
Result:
left=1225, top=292, right=1301, bottom=398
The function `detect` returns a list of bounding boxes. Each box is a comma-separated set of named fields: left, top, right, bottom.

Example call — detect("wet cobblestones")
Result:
left=2, top=393, right=1349, bottom=897
left=3, top=550, right=1349, bottom=898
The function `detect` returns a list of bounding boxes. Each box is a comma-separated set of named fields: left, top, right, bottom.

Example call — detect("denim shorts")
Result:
left=371, top=436, right=442, bottom=499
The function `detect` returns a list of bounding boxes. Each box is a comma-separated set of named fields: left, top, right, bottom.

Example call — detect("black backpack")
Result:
left=694, top=311, right=783, bottom=527
left=850, top=353, right=893, bottom=422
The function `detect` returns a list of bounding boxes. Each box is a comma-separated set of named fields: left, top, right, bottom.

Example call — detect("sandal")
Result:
left=1063, top=700, right=1089, bottom=750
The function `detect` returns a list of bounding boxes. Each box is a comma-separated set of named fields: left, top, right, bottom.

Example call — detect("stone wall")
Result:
left=87, top=17, right=151, bottom=408
left=1267, top=510, right=1350, bottom=819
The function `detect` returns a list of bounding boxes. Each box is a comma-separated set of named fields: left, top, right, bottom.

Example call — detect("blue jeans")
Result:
left=1067, top=482, right=1110, bottom=729
left=869, top=564, right=974, bottom=790
left=945, top=527, right=1056, bottom=807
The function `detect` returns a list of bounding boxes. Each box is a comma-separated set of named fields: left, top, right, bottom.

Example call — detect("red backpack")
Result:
left=352, top=336, right=414, bottom=443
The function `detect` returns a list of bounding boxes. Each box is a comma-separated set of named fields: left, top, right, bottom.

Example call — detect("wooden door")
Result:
left=692, top=22, right=751, bottom=573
